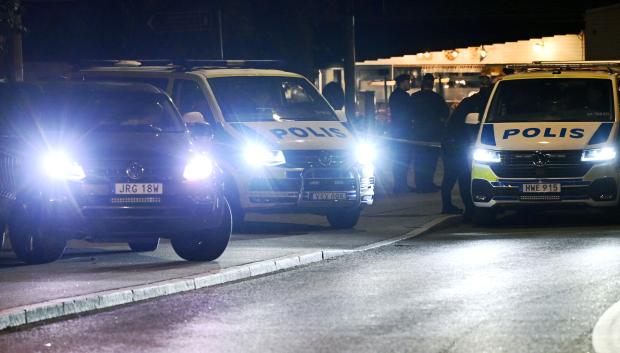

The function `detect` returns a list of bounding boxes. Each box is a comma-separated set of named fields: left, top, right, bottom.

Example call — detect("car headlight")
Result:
left=581, top=147, right=617, bottom=162
left=41, top=151, right=86, bottom=181
left=473, top=148, right=501, bottom=163
left=244, top=144, right=286, bottom=167
left=355, top=142, right=376, bottom=165
left=183, top=154, right=214, bottom=181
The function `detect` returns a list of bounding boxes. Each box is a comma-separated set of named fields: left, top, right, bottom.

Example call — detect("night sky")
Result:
left=20, top=0, right=620, bottom=76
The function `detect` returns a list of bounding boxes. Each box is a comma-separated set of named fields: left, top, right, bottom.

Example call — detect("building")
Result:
left=585, top=4, right=620, bottom=60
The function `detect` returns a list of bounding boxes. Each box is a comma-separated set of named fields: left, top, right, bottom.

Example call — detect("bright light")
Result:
left=183, top=154, right=214, bottom=181
left=244, top=144, right=286, bottom=167
left=355, top=142, right=376, bottom=165
left=41, top=151, right=86, bottom=181
left=473, top=148, right=501, bottom=163
left=533, top=42, right=544, bottom=53
left=581, top=147, right=617, bottom=162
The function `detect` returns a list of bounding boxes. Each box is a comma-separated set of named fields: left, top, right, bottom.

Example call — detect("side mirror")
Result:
left=182, top=111, right=205, bottom=124
left=465, top=112, right=481, bottom=125
left=182, top=111, right=213, bottom=140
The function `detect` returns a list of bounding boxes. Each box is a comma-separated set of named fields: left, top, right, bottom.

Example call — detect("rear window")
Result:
left=487, top=78, right=614, bottom=123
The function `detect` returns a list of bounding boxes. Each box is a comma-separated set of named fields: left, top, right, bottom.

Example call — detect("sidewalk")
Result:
left=0, top=173, right=460, bottom=330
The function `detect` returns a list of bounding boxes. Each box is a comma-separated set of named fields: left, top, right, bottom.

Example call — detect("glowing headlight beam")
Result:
left=244, top=144, right=286, bottom=167
left=41, top=151, right=86, bottom=181
left=183, top=154, right=214, bottom=181
left=473, top=148, right=501, bottom=163
left=581, top=147, right=617, bottom=162
left=355, top=142, right=376, bottom=165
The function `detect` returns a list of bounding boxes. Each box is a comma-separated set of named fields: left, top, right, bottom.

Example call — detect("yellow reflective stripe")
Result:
left=471, top=163, right=499, bottom=182
left=583, top=164, right=618, bottom=181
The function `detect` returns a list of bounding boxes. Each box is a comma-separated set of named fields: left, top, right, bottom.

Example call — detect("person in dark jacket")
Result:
left=441, top=75, right=492, bottom=217
left=389, top=74, right=413, bottom=193
left=410, top=73, right=449, bottom=192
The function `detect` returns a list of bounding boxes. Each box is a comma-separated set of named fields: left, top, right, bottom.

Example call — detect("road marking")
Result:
left=0, top=214, right=460, bottom=332
left=593, top=299, right=620, bottom=353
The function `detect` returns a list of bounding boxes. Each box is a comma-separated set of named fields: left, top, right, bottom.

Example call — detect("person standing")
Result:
left=410, top=73, right=449, bottom=193
left=389, top=74, right=414, bottom=193
left=441, top=75, right=493, bottom=218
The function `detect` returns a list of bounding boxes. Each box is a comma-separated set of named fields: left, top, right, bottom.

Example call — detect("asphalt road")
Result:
left=0, top=192, right=440, bottom=311
left=3, top=209, right=620, bottom=353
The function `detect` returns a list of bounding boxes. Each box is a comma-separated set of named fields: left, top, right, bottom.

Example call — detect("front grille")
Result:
left=520, top=195, right=561, bottom=201
left=491, top=150, right=590, bottom=178
left=84, top=160, right=180, bottom=182
left=111, top=197, right=161, bottom=204
left=283, top=150, right=351, bottom=168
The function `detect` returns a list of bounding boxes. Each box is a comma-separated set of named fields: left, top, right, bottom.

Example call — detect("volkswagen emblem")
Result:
left=317, top=152, right=335, bottom=167
left=126, top=162, right=145, bottom=180
left=532, top=151, right=550, bottom=168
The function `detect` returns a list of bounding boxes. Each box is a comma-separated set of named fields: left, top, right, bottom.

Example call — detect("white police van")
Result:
left=470, top=63, right=620, bottom=224
left=76, top=60, right=375, bottom=229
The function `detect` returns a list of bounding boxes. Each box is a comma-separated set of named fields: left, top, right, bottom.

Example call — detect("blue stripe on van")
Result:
left=588, top=122, right=613, bottom=145
left=480, top=124, right=496, bottom=146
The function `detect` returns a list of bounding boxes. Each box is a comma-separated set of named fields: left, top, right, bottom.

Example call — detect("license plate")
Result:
left=522, top=183, right=561, bottom=193
left=114, top=183, right=163, bottom=195
left=309, top=192, right=347, bottom=201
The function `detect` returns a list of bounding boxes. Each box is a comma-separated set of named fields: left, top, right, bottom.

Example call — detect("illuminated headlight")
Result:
left=184, top=154, right=214, bottom=181
left=473, top=148, right=501, bottom=163
left=244, top=144, right=286, bottom=167
left=41, top=151, right=86, bottom=181
left=355, top=142, right=376, bottom=165
left=581, top=147, right=617, bottom=162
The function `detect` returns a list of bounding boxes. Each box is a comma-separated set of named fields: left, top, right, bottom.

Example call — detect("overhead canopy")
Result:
left=357, top=34, right=585, bottom=68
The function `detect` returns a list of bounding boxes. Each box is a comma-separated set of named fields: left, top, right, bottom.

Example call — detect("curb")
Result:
left=0, top=214, right=459, bottom=332
left=593, top=298, right=620, bottom=353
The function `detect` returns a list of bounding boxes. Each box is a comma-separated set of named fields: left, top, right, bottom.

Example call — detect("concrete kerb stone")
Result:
left=0, top=214, right=459, bottom=332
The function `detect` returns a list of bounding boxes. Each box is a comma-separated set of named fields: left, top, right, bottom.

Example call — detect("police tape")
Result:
left=376, top=135, right=442, bottom=148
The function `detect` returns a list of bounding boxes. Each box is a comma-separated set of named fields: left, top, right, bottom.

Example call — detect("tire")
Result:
left=473, top=207, right=497, bottom=226
left=128, top=238, right=159, bottom=252
left=171, top=199, right=232, bottom=261
left=223, top=175, right=245, bottom=232
left=230, top=201, right=245, bottom=233
left=8, top=204, right=67, bottom=264
left=326, top=207, right=362, bottom=229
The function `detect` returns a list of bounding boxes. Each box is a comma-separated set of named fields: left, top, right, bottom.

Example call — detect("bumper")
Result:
left=24, top=180, right=226, bottom=237
left=239, top=164, right=375, bottom=214
left=471, top=162, right=619, bottom=208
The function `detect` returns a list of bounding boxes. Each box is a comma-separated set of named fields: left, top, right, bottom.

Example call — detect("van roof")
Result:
left=501, top=70, right=617, bottom=81
left=80, top=66, right=305, bottom=79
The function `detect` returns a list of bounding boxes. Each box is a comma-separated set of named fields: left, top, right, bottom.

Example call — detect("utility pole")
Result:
left=344, top=0, right=356, bottom=120
left=3, top=0, right=23, bottom=82
left=218, top=8, right=224, bottom=60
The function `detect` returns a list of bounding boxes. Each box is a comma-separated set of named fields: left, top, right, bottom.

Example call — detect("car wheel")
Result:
left=473, top=207, right=497, bottom=226
left=128, top=238, right=160, bottom=252
left=9, top=204, right=67, bottom=264
left=230, top=201, right=245, bottom=233
left=171, top=199, right=232, bottom=261
left=326, top=207, right=362, bottom=229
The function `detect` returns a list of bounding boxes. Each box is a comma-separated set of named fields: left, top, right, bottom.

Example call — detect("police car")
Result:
left=470, top=62, right=620, bottom=224
left=76, top=60, right=375, bottom=229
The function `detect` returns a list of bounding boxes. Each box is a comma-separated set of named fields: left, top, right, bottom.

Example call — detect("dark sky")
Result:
left=20, top=0, right=620, bottom=75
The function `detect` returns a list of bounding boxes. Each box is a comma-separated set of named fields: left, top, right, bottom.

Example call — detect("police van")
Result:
left=470, top=62, right=620, bottom=224
left=75, top=60, right=375, bottom=229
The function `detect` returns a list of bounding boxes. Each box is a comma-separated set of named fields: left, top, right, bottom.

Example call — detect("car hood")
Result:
left=226, top=121, right=355, bottom=150
left=479, top=122, right=615, bottom=151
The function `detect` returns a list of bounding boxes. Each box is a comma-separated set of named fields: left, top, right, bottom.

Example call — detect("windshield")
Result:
left=487, top=78, right=614, bottom=123
left=208, top=76, right=338, bottom=122
left=0, top=84, right=185, bottom=133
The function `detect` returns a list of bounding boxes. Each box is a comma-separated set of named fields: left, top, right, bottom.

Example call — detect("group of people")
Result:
left=388, top=73, right=492, bottom=220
